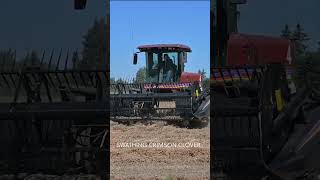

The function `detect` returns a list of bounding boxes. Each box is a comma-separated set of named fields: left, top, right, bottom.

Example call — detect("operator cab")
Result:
left=133, top=44, right=191, bottom=83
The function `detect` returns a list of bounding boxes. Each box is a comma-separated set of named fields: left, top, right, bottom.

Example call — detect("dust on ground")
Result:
left=110, top=121, right=210, bottom=180
left=0, top=174, right=101, bottom=180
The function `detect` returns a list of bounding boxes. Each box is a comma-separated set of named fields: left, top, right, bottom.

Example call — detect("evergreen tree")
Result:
left=198, top=69, right=209, bottom=89
left=198, top=69, right=207, bottom=80
left=81, top=18, right=107, bottom=69
left=281, top=24, right=291, bottom=39
left=292, top=23, right=310, bottom=57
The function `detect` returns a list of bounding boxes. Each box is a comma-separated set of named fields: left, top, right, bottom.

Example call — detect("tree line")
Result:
left=280, top=23, right=320, bottom=60
left=280, top=23, right=320, bottom=87
left=0, top=17, right=107, bottom=71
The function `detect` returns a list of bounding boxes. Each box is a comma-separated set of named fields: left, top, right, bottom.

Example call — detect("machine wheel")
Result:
left=190, top=117, right=210, bottom=128
left=177, top=119, right=191, bottom=128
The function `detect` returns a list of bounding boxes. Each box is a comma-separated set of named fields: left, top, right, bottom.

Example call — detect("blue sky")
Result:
left=110, top=1, right=210, bottom=79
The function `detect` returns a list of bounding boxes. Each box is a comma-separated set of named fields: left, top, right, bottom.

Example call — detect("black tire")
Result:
left=190, top=117, right=209, bottom=128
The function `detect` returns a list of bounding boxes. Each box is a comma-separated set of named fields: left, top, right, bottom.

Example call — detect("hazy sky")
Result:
left=110, top=1, right=210, bottom=79
left=0, top=0, right=106, bottom=59
left=238, top=0, right=320, bottom=50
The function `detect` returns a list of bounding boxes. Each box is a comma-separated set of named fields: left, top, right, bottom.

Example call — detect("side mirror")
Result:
left=74, top=0, right=87, bottom=10
left=133, top=53, right=138, bottom=64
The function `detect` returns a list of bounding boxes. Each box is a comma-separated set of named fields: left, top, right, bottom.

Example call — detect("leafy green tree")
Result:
left=81, top=18, right=107, bottom=69
left=135, top=67, right=146, bottom=83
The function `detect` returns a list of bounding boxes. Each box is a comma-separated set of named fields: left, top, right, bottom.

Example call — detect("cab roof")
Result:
left=137, top=44, right=191, bottom=52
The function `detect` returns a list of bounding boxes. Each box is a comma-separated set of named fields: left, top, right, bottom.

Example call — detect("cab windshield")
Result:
left=146, top=52, right=181, bottom=83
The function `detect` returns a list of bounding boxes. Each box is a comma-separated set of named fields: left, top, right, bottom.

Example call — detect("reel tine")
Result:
left=62, top=71, right=71, bottom=90
left=61, top=49, right=75, bottom=89
left=95, top=71, right=101, bottom=85
left=0, top=76, right=2, bottom=88
left=46, top=72, right=56, bottom=88
left=11, top=49, right=16, bottom=72
left=22, top=52, right=29, bottom=69
left=103, top=73, right=108, bottom=87
left=0, top=53, right=3, bottom=87
left=72, top=49, right=78, bottom=70
left=1, top=73, right=10, bottom=88
left=9, top=73, right=16, bottom=88
left=88, top=71, right=95, bottom=87
left=64, top=49, right=69, bottom=70
left=71, top=71, right=79, bottom=88
left=40, top=50, right=46, bottom=67
left=79, top=71, right=87, bottom=87
left=43, top=73, right=53, bottom=102
left=1, top=52, right=6, bottom=72
left=1, top=51, right=12, bottom=88
left=55, top=48, right=62, bottom=71
left=55, top=73, right=62, bottom=88
left=48, top=49, right=54, bottom=70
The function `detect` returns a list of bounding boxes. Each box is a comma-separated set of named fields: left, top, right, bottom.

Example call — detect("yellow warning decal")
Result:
left=275, top=89, right=284, bottom=112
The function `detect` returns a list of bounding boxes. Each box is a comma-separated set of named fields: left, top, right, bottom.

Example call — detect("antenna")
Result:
left=131, top=16, right=134, bottom=54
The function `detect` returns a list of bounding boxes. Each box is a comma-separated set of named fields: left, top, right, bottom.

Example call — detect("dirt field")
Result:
left=110, top=121, right=210, bottom=180
left=0, top=174, right=101, bottom=180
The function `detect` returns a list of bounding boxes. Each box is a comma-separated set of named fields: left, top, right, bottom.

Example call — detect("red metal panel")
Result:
left=180, top=72, right=202, bottom=83
left=227, top=33, right=291, bottom=66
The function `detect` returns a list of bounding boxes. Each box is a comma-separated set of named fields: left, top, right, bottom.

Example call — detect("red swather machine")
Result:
left=212, top=0, right=320, bottom=179
left=110, top=44, right=210, bottom=127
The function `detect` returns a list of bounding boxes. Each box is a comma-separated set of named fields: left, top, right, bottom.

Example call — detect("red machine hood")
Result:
left=227, top=33, right=292, bottom=66
left=142, top=72, right=201, bottom=90
left=180, top=72, right=202, bottom=83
